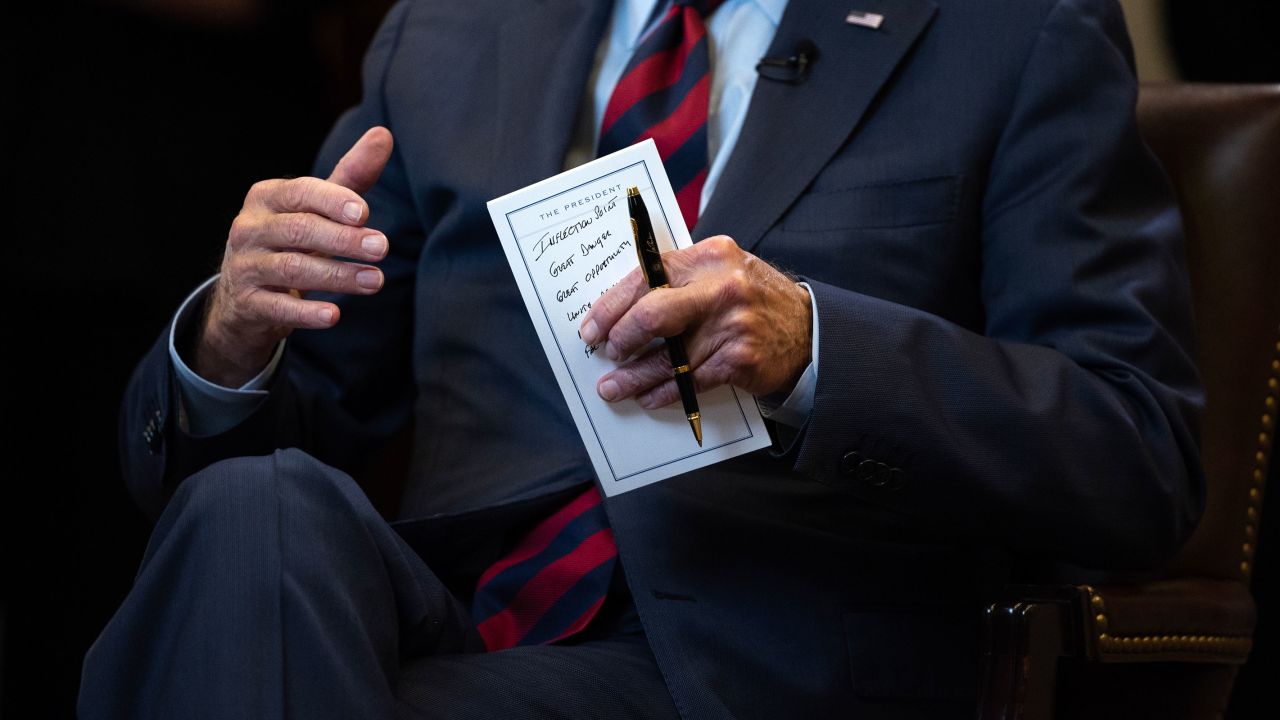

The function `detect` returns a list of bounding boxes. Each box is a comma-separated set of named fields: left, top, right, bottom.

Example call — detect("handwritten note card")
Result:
left=488, top=140, right=771, bottom=496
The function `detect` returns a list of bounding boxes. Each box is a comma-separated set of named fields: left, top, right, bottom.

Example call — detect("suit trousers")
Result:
left=78, top=448, right=680, bottom=719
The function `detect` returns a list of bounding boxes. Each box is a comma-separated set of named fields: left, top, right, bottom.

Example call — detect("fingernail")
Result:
left=343, top=201, right=363, bottom=222
left=580, top=319, right=599, bottom=345
left=356, top=269, right=382, bottom=289
left=598, top=379, right=620, bottom=401
left=318, top=308, right=334, bottom=324
left=637, top=392, right=656, bottom=409
left=361, top=235, right=387, bottom=256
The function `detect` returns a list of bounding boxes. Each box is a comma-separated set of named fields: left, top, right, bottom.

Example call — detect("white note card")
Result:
left=487, top=140, right=771, bottom=496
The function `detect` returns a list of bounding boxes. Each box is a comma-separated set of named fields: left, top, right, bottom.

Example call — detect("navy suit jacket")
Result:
left=121, top=0, right=1204, bottom=716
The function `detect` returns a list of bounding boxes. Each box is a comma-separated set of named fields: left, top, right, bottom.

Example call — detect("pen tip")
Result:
left=689, top=414, right=702, bottom=447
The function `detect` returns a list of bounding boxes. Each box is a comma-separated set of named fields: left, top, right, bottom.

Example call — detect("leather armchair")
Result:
left=979, top=83, right=1280, bottom=719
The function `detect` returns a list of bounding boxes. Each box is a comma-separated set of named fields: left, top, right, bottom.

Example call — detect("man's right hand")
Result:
left=193, top=127, right=395, bottom=388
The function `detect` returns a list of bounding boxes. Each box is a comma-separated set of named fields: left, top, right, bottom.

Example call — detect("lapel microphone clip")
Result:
left=756, top=39, right=818, bottom=84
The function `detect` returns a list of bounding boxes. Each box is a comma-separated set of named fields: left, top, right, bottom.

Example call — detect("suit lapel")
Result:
left=492, top=0, right=615, bottom=192
left=694, top=0, right=939, bottom=252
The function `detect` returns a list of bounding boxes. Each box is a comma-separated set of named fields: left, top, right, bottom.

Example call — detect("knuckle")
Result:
left=247, top=179, right=272, bottom=203
left=635, top=356, right=663, bottom=382
left=232, top=287, right=262, bottom=323
left=223, top=253, right=251, bottom=283
left=278, top=252, right=308, bottom=284
left=723, top=342, right=759, bottom=371
left=632, top=304, right=660, bottom=334
left=326, top=260, right=348, bottom=285
left=717, top=270, right=752, bottom=304
left=647, top=385, right=674, bottom=406
left=599, top=288, right=625, bottom=316
left=708, top=364, right=735, bottom=389
left=691, top=370, right=715, bottom=394
left=703, top=356, right=736, bottom=384
left=706, top=235, right=737, bottom=258
left=288, top=299, right=312, bottom=326
left=260, top=293, right=287, bottom=324
left=607, top=327, right=627, bottom=351
left=281, top=178, right=310, bottom=210
left=336, top=225, right=361, bottom=257
left=723, top=307, right=755, bottom=336
left=282, top=213, right=311, bottom=248
left=227, top=215, right=253, bottom=250
left=268, top=293, right=303, bottom=326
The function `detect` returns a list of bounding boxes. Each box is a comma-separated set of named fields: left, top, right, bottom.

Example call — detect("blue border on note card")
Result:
left=504, top=160, right=757, bottom=483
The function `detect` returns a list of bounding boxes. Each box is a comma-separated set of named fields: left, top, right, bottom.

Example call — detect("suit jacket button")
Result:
left=853, top=458, right=875, bottom=484
left=887, top=468, right=906, bottom=491
left=840, top=451, right=864, bottom=476
left=862, top=460, right=892, bottom=487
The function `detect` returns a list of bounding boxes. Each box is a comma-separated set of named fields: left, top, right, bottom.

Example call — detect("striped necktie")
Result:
left=472, top=1, right=726, bottom=651
left=471, top=487, right=617, bottom=649
left=598, top=0, right=724, bottom=230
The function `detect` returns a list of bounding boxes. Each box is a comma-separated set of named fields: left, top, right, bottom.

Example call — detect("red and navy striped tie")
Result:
left=473, top=1, right=726, bottom=651
left=597, top=0, right=724, bottom=231
left=471, top=487, right=618, bottom=649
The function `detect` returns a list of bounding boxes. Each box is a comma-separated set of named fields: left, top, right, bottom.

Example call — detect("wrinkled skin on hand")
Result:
left=579, top=235, right=812, bottom=408
left=195, top=127, right=395, bottom=387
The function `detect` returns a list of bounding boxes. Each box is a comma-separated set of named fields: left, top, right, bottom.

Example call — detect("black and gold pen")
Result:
left=626, top=186, right=702, bottom=446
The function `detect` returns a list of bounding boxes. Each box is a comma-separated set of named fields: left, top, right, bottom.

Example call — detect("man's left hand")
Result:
left=579, top=235, right=812, bottom=408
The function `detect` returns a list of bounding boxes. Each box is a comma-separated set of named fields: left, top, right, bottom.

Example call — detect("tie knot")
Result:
left=674, top=0, right=723, bottom=17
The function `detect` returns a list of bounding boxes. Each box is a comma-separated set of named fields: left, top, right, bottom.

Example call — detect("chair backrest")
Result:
left=1135, top=84, right=1280, bottom=582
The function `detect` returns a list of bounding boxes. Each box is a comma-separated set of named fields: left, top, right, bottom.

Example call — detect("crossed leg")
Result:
left=79, top=448, right=678, bottom=720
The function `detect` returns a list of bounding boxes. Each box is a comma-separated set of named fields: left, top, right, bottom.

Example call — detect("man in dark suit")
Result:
left=82, top=0, right=1203, bottom=717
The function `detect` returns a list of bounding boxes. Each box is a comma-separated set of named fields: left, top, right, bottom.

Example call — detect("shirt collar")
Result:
left=753, top=0, right=787, bottom=27
left=622, top=0, right=662, bottom=50
left=622, top=0, right=788, bottom=50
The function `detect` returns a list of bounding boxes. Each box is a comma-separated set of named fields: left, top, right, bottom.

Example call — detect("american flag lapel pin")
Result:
left=845, top=10, right=885, bottom=29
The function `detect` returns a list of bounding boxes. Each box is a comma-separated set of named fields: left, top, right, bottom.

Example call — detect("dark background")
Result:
left=2, top=0, right=1276, bottom=717
left=4, top=1, right=395, bottom=716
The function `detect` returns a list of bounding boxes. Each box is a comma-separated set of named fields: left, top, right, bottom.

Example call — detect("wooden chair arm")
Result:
left=1077, top=579, right=1254, bottom=663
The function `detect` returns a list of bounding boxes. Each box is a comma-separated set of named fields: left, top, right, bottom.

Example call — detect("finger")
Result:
left=241, top=251, right=384, bottom=296
left=252, top=176, right=369, bottom=226
left=635, top=378, right=679, bottom=409
left=237, top=287, right=342, bottom=330
left=597, top=345, right=733, bottom=408
left=247, top=212, right=388, bottom=261
left=597, top=346, right=673, bottom=402
left=638, top=235, right=739, bottom=286
left=634, top=362, right=733, bottom=409
left=579, top=235, right=739, bottom=347
left=327, top=126, right=394, bottom=195
left=578, top=266, right=650, bottom=346
left=602, top=282, right=718, bottom=362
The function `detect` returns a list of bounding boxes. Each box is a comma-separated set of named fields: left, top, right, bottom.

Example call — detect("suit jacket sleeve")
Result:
left=789, top=0, right=1204, bottom=570
left=120, top=1, right=418, bottom=519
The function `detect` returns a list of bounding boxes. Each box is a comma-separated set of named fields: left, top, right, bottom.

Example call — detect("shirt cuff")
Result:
left=168, top=274, right=285, bottom=436
left=755, top=281, right=819, bottom=428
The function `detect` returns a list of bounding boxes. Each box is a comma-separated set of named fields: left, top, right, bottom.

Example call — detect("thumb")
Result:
left=327, top=126, right=394, bottom=194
